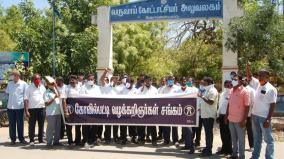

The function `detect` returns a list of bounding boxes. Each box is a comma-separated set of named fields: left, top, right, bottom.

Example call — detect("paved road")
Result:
left=0, top=126, right=282, bottom=159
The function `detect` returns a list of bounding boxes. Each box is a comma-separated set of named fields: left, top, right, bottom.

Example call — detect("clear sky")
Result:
left=0, top=0, right=50, bottom=9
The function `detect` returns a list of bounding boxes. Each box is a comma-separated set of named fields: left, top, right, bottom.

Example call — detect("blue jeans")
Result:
left=251, top=115, right=274, bottom=159
left=229, top=122, right=246, bottom=159
left=7, top=109, right=25, bottom=142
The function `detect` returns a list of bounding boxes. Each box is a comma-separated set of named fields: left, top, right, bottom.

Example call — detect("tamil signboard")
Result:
left=0, top=52, right=29, bottom=83
left=110, top=0, right=223, bottom=22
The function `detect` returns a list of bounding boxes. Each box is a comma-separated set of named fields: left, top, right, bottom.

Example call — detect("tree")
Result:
left=226, top=0, right=284, bottom=80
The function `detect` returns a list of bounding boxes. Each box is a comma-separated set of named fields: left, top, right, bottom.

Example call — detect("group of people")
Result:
left=4, top=64, right=277, bottom=159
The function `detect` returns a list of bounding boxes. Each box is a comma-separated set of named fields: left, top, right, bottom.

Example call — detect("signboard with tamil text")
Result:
left=110, top=0, right=223, bottom=22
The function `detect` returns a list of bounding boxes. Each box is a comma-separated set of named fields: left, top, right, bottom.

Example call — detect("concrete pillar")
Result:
left=96, top=6, right=113, bottom=84
left=222, top=0, right=243, bottom=86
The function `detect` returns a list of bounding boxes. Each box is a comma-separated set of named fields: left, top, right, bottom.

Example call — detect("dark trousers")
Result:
left=66, top=125, right=81, bottom=145
left=183, top=127, right=194, bottom=150
left=202, top=118, right=214, bottom=153
left=148, top=126, right=157, bottom=142
left=7, top=109, right=25, bottom=142
left=192, top=116, right=202, bottom=145
left=158, top=126, right=163, bottom=138
left=60, top=116, right=65, bottom=139
left=104, top=125, right=118, bottom=141
left=120, top=125, right=127, bottom=141
left=97, top=125, right=103, bottom=139
left=162, top=126, right=171, bottom=143
left=82, top=125, right=98, bottom=144
left=172, top=127, right=179, bottom=143
left=28, top=108, right=45, bottom=142
left=137, top=126, right=146, bottom=141
left=219, top=115, right=233, bottom=154
left=246, top=117, right=254, bottom=148
left=129, top=126, right=137, bottom=139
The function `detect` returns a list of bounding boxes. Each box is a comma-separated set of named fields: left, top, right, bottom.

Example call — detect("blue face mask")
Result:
left=186, top=81, right=192, bottom=87
left=167, top=80, right=174, bottom=86
left=199, top=85, right=205, bottom=93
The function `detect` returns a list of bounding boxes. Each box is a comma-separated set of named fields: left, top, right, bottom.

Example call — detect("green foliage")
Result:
left=226, top=1, right=284, bottom=79
left=113, top=22, right=169, bottom=78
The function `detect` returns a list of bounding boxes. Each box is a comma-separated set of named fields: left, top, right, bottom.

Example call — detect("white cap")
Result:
left=45, top=76, right=55, bottom=84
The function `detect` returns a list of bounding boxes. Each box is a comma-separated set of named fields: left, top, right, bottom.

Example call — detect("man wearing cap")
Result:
left=24, top=73, right=46, bottom=146
left=5, top=69, right=28, bottom=145
left=44, top=76, right=62, bottom=147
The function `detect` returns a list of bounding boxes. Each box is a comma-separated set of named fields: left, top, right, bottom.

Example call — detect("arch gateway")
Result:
left=92, top=0, right=243, bottom=84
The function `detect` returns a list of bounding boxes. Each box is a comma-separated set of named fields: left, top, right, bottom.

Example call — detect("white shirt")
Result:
left=250, top=77, right=260, bottom=91
left=160, top=85, right=179, bottom=94
left=120, top=87, right=137, bottom=95
left=176, top=86, right=198, bottom=94
left=246, top=85, right=256, bottom=117
left=200, top=84, right=218, bottom=119
left=218, top=89, right=230, bottom=115
left=24, top=83, right=46, bottom=109
left=137, top=85, right=158, bottom=95
left=57, top=84, right=67, bottom=95
left=252, top=82, right=277, bottom=118
left=80, top=84, right=101, bottom=95
left=100, top=85, right=116, bottom=95
left=113, top=84, right=125, bottom=94
left=157, top=85, right=165, bottom=94
left=63, top=85, right=80, bottom=98
left=5, top=80, right=28, bottom=109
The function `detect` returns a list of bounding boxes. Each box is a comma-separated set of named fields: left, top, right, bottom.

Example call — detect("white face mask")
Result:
left=232, top=80, right=239, bottom=87
left=203, top=85, right=210, bottom=90
left=125, top=83, right=131, bottom=89
left=122, top=78, right=127, bottom=84
left=9, top=75, right=14, bottom=81
left=87, top=80, right=94, bottom=86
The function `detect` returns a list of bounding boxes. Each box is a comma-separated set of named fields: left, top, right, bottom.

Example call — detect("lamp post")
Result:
left=52, top=0, right=56, bottom=77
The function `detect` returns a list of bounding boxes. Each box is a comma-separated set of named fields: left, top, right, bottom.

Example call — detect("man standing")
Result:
left=137, top=75, right=158, bottom=146
left=44, top=76, right=62, bottom=147
left=216, top=80, right=233, bottom=155
left=250, top=70, right=277, bottom=159
left=62, top=75, right=81, bottom=146
left=24, top=73, right=46, bottom=146
left=160, top=76, right=179, bottom=146
left=5, top=69, right=28, bottom=145
left=226, top=74, right=250, bottom=159
left=177, top=77, right=195, bottom=154
left=80, top=74, right=101, bottom=148
left=198, top=77, right=218, bottom=156
left=120, top=77, right=137, bottom=145
left=56, top=76, right=67, bottom=139
left=243, top=78, right=255, bottom=151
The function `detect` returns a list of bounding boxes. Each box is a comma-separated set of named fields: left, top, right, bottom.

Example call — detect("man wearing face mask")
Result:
left=24, top=73, right=46, bottom=146
left=120, top=77, right=137, bottom=145
left=225, top=74, right=250, bottom=159
left=5, top=69, right=28, bottom=145
left=137, top=75, right=158, bottom=146
left=177, top=77, right=195, bottom=154
left=160, top=76, right=179, bottom=146
left=216, top=80, right=233, bottom=155
left=80, top=74, right=101, bottom=148
left=62, top=75, right=81, bottom=147
left=197, top=77, right=218, bottom=156
left=248, top=69, right=277, bottom=159
left=192, top=80, right=206, bottom=148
